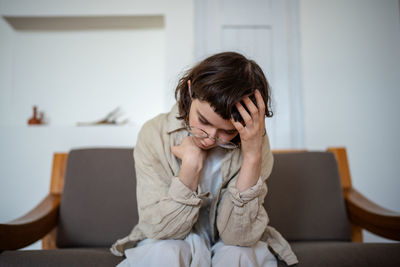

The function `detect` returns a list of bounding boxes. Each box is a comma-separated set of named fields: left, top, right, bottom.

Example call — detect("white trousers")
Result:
left=116, top=233, right=277, bottom=267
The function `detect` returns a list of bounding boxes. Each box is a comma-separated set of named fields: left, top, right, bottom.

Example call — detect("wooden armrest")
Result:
left=0, top=194, right=60, bottom=251
left=345, top=188, right=400, bottom=241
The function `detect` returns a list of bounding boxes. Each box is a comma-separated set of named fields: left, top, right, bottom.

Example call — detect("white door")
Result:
left=195, top=0, right=303, bottom=149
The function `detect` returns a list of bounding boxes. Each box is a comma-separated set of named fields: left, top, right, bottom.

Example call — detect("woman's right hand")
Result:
left=172, top=136, right=207, bottom=191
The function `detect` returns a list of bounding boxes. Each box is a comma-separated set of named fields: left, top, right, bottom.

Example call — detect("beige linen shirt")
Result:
left=110, top=104, right=298, bottom=266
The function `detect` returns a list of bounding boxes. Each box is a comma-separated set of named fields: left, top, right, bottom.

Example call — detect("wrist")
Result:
left=242, top=152, right=262, bottom=165
left=182, top=156, right=203, bottom=173
left=180, top=157, right=203, bottom=191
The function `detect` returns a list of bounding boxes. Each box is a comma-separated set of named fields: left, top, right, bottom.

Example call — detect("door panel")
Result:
left=195, top=0, right=303, bottom=148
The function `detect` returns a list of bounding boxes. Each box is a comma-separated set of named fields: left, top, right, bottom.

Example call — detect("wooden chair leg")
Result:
left=42, top=227, right=58, bottom=249
left=351, top=224, right=363, bottom=242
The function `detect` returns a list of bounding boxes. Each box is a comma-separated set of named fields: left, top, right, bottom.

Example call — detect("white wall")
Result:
left=0, top=0, right=194, bottom=249
left=300, top=0, right=400, bottom=241
left=3, top=23, right=166, bottom=127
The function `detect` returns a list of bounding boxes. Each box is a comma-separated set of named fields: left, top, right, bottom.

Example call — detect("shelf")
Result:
left=3, top=15, right=164, bottom=31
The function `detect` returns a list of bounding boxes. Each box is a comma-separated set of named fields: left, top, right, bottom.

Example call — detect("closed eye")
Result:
left=197, top=111, right=236, bottom=134
left=223, top=130, right=237, bottom=135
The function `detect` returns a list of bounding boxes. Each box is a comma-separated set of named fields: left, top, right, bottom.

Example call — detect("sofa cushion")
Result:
left=2, top=243, right=399, bottom=267
left=57, top=148, right=138, bottom=248
left=265, top=152, right=351, bottom=241
left=0, top=248, right=123, bottom=267
left=277, top=242, right=400, bottom=267
left=57, top=149, right=351, bottom=247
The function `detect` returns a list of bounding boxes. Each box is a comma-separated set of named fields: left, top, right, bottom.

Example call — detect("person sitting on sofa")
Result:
left=110, top=51, right=298, bottom=267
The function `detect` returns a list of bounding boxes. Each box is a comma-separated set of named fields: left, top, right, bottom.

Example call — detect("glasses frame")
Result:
left=186, top=125, right=239, bottom=149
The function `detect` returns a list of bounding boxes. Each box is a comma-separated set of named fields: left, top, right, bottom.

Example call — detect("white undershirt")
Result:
left=199, top=146, right=225, bottom=195
left=195, top=147, right=225, bottom=246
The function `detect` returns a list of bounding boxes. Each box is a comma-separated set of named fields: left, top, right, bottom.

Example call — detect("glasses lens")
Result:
left=188, top=125, right=238, bottom=149
left=189, top=126, right=208, bottom=138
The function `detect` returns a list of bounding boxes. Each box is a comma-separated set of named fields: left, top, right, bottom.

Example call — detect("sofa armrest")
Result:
left=345, top=188, right=400, bottom=241
left=0, top=194, right=60, bottom=251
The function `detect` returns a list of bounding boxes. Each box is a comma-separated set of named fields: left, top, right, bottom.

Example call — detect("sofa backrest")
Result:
left=57, top=148, right=138, bottom=248
left=264, top=151, right=351, bottom=241
left=57, top=148, right=351, bottom=248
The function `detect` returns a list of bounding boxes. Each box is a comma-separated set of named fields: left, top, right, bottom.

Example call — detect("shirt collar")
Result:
left=166, top=103, right=186, bottom=134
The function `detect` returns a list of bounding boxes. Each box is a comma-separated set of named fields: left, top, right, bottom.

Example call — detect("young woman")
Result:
left=111, top=52, right=298, bottom=267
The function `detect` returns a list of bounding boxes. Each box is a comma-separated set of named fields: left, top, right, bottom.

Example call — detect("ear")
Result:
left=187, top=80, right=192, bottom=97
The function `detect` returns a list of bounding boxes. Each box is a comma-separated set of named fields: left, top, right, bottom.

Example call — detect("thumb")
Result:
left=171, top=146, right=177, bottom=155
left=171, top=145, right=181, bottom=158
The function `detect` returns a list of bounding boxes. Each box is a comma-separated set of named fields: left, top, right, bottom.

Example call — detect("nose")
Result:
left=204, top=136, right=216, bottom=146
left=204, top=128, right=217, bottom=145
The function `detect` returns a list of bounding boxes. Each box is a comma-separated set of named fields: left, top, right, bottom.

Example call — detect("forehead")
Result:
left=192, top=100, right=235, bottom=130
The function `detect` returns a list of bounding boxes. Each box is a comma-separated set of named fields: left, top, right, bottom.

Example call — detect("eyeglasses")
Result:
left=186, top=125, right=239, bottom=149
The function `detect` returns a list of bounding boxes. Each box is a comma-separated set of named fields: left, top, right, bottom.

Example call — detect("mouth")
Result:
left=199, top=140, right=208, bottom=149
left=194, top=138, right=211, bottom=149
left=200, top=141, right=217, bottom=150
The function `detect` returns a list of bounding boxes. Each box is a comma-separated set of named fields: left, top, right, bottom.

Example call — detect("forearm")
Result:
left=139, top=176, right=203, bottom=239
left=236, top=153, right=262, bottom=192
left=217, top=179, right=269, bottom=246
left=178, top=158, right=203, bottom=191
left=147, top=150, right=205, bottom=238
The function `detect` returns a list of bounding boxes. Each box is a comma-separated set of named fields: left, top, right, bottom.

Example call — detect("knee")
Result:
left=221, top=245, right=253, bottom=256
left=213, top=243, right=255, bottom=266
left=155, top=240, right=191, bottom=256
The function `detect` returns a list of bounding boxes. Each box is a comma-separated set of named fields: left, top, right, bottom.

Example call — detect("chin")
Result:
left=201, top=145, right=216, bottom=150
left=194, top=139, right=215, bottom=150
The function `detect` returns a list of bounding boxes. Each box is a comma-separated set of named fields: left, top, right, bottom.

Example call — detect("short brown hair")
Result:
left=175, top=51, right=273, bottom=123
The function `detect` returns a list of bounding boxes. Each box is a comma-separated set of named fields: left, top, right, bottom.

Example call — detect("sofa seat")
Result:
left=2, top=148, right=399, bottom=266
left=278, top=241, right=400, bottom=267
left=0, top=248, right=123, bottom=267
left=2, top=242, right=400, bottom=267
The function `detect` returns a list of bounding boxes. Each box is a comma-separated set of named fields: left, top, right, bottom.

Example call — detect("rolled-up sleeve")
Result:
left=134, top=122, right=205, bottom=240
left=216, top=176, right=269, bottom=246
left=228, top=177, right=264, bottom=207
left=216, top=135, right=274, bottom=246
left=138, top=176, right=205, bottom=239
left=168, top=177, right=203, bottom=206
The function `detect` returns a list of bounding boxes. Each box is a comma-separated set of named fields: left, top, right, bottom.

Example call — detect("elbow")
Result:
left=217, top=217, right=266, bottom=247
left=144, top=231, right=187, bottom=240
left=219, top=231, right=260, bottom=247
left=141, top=226, right=170, bottom=240
left=141, top=220, right=193, bottom=240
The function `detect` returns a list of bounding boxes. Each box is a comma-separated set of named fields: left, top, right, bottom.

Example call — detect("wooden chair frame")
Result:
left=1, top=147, right=399, bottom=251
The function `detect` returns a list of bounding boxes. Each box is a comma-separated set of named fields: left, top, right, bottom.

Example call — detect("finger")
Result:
left=235, top=102, right=252, bottom=125
left=255, top=90, right=266, bottom=116
left=242, top=96, right=259, bottom=119
left=171, top=146, right=178, bottom=157
left=230, top=117, right=245, bottom=133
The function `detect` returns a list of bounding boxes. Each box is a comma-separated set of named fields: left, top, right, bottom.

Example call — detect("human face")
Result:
left=188, top=99, right=239, bottom=150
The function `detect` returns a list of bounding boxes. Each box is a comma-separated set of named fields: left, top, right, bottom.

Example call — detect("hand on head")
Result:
left=231, top=90, right=266, bottom=159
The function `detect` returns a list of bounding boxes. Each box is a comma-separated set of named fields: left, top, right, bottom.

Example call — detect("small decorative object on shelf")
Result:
left=27, top=105, right=45, bottom=125
left=77, top=107, right=129, bottom=126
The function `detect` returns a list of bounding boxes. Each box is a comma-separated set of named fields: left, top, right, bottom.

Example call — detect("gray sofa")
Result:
left=1, top=148, right=399, bottom=266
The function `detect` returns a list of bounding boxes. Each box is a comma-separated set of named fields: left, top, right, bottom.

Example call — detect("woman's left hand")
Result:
left=230, top=89, right=266, bottom=161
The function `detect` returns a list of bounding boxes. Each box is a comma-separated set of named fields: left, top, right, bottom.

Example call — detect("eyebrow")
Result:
left=197, top=111, right=237, bottom=132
